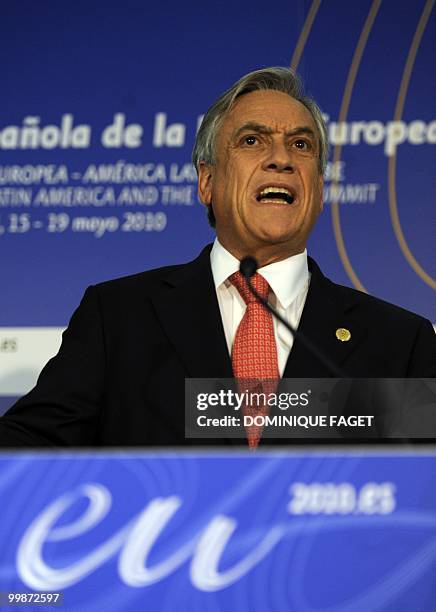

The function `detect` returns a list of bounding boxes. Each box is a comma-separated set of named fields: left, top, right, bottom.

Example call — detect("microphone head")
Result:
left=240, top=256, right=258, bottom=279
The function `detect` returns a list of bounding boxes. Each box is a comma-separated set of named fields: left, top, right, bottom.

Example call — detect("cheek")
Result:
left=213, top=157, right=255, bottom=205
left=227, top=155, right=253, bottom=183
left=316, top=175, right=324, bottom=201
left=306, top=170, right=323, bottom=196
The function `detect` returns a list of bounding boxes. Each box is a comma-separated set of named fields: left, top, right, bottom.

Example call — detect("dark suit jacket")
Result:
left=0, top=245, right=435, bottom=447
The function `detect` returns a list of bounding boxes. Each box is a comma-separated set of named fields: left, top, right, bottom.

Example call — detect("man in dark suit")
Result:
left=0, top=67, right=435, bottom=447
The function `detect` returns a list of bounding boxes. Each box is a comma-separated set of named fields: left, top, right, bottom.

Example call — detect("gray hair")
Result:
left=192, top=66, right=328, bottom=175
left=192, top=67, right=328, bottom=227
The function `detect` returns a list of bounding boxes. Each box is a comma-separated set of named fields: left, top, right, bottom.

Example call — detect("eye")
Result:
left=243, top=135, right=258, bottom=145
left=293, top=139, right=310, bottom=149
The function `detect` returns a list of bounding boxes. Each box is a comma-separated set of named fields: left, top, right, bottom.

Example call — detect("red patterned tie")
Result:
left=229, top=271, right=280, bottom=449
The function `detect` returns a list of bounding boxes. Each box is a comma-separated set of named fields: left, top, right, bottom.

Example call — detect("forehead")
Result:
left=220, top=90, right=316, bottom=136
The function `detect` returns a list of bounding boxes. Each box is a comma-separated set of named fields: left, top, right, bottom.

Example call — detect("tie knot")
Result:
left=229, top=271, right=270, bottom=304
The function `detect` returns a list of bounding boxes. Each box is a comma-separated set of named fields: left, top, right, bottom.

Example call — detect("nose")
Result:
left=263, top=141, right=294, bottom=173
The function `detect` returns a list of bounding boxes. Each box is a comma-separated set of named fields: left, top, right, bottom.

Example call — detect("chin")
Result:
left=256, top=225, right=297, bottom=244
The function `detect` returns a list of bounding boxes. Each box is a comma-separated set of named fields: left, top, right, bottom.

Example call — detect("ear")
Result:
left=197, top=161, right=213, bottom=206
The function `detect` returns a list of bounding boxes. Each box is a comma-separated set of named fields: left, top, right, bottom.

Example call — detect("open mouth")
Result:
left=256, top=186, right=295, bottom=205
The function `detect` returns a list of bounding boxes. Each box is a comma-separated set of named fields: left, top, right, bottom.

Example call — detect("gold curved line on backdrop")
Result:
left=290, top=0, right=322, bottom=71
left=388, top=0, right=436, bottom=290
left=330, top=0, right=382, bottom=293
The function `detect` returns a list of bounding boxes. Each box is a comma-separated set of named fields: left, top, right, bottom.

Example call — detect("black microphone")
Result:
left=239, top=256, right=347, bottom=378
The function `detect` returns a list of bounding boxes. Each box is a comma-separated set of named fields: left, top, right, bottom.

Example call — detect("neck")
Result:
left=218, top=240, right=305, bottom=268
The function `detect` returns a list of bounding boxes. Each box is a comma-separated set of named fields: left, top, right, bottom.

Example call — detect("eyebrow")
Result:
left=232, top=122, right=317, bottom=141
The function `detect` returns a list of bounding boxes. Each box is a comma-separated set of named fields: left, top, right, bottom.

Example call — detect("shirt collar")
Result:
left=210, top=238, right=309, bottom=309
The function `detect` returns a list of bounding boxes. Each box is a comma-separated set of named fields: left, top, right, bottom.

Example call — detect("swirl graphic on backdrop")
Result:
left=291, top=0, right=434, bottom=295
left=388, top=0, right=436, bottom=290
left=290, top=0, right=322, bottom=72
left=291, top=0, right=383, bottom=292
left=328, top=0, right=382, bottom=293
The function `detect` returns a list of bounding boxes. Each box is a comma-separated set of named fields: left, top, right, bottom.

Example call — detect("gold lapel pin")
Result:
left=336, top=328, right=351, bottom=342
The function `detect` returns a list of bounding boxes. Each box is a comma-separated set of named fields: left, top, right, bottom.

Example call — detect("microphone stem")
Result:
left=245, top=276, right=347, bottom=378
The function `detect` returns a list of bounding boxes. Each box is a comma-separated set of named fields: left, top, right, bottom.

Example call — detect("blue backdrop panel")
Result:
left=0, top=0, right=434, bottom=328
left=0, top=451, right=435, bottom=611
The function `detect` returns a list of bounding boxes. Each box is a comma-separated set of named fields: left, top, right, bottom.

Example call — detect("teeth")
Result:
left=259, top=187, right=292, bottom=197
left=257, top=186, right=295, bottom=204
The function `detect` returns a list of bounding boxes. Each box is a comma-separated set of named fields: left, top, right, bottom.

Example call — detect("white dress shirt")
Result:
left=210, top=239, right=310, bottom=376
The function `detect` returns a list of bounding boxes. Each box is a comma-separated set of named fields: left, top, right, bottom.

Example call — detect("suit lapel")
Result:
left=283, top=258, right=367, bottom=378
left=152, top=250, right=367, bottom=379
left=151, top=246, right=240, bottom=445
left=151, top=245, right=233, bottom=379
